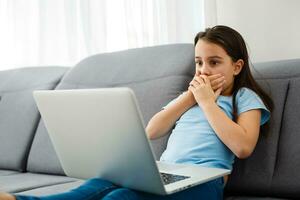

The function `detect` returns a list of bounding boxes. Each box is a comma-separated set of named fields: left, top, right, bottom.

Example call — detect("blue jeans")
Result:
left=15, top=177, right=224, bottom=200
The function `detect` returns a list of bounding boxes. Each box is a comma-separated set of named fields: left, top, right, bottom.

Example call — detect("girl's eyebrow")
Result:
left=208, top=56, right=223, bottom=59
left=195, top=56, right=223, bottom=59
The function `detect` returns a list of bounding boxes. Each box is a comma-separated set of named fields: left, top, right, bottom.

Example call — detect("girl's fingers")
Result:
left=211, top=77, right=225, bottom=90
left=190, top=78, right=202, bottom=87
left=212, top=80, right=226, bottom=91
left=214, top=87, right=223, bottom=100
left=208, top=74, right=222, bottom=82
left=199, top=75, right=210, bottom=85
left=188, top=86, right=195, bottom=93
left=191, top=74, right=224, bottom=90
left=210, top=75, right=224, bottom=85
left=194, top=76, right=204, bottom=85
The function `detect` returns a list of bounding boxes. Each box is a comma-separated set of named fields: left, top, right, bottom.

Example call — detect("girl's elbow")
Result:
left=235, top=147, right=253, bottom=159
left=145, top=125, right=158, bottom=140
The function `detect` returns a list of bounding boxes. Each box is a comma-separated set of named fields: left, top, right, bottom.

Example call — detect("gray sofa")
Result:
left=0, top=44, right=299, bottom=200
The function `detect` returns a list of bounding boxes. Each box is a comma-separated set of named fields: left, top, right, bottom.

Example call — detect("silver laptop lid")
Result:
left=33, top=88, right=166, bottom=194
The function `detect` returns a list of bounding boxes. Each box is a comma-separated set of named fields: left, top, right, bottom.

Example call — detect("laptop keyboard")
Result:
left=160, top=172, right=190, bottom=185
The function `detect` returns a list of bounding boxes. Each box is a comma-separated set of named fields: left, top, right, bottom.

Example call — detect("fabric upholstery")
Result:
left=0, top=67, right=68, bottom=171
left=225, top=79, right=289, bottom=195
left=225, top=59, right=300, bottom=199
left=26, top=119, right=66, bottom=175
left=16, top=180, right=84, bottom=196
left=0, top=170, right=20, bottom=176
left=270, top=77, right=300, bottom=198
left=0, top=173, right=77, bottom=193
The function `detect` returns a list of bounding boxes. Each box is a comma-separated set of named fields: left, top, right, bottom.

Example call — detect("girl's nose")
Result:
left=200, top=65, right=211, bottom=76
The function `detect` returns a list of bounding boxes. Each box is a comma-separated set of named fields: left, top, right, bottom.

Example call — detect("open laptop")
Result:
left=33, top=88, right=230, bottom=195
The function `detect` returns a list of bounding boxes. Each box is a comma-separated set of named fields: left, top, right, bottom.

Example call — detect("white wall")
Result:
left=216, top=0, right=300, bottom=63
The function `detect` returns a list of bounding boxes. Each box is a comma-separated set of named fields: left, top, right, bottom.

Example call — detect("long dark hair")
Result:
left=194, top=25, right=274, bottom=123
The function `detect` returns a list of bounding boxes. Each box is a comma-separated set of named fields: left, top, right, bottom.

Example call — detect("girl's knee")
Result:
left=81, top=178, right=115, bottom=189
left=102, top=188, right=139, bottom=200
left=71, top=178, right=117, bottom=197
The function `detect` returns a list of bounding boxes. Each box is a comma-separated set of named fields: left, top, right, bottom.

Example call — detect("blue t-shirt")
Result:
left=159, top=87, right=270, bottom=170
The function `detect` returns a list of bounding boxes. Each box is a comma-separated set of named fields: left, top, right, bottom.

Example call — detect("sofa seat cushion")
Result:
left=0, top=170, right=20, bottom=176
left=16, top=180, right=84, bottom=196
left=0, top=173, right=78, bottom=193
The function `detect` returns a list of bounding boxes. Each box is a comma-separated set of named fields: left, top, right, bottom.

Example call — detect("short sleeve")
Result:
left=236, top=87, right=270, bottom=125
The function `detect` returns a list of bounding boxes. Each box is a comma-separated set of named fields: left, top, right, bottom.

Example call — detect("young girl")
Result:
left=0, top=25, right=273, bottom=200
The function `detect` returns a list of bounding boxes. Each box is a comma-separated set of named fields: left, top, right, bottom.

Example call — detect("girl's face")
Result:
left=194, top=39, right=244, bottom=96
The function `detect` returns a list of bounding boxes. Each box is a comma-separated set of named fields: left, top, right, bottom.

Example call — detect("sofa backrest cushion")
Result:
left=225, top=59, right=300, bottom=199
left=269, top=76, right=300, bottom=198
left=0, top=67, right=68, bottom=171
left=26, top=44, right=195, bottom=175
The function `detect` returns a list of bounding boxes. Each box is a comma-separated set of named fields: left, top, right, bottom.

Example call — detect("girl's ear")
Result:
left=233, top=59, right=244, bottom=76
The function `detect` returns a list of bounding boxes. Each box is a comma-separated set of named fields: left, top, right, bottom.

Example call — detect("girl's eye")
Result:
left=195, top=61, right=203, bottom=66
left=210, top=60, right=219, bottom=65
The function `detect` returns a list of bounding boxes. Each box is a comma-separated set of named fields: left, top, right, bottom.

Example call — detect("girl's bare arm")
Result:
left=201, top=102, right=261, bottom=159
left=147, top=74, right=225, bottom=140
left=146, top=91, right=196, bottom=140
left=189, top=75, right=262, bottom=159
